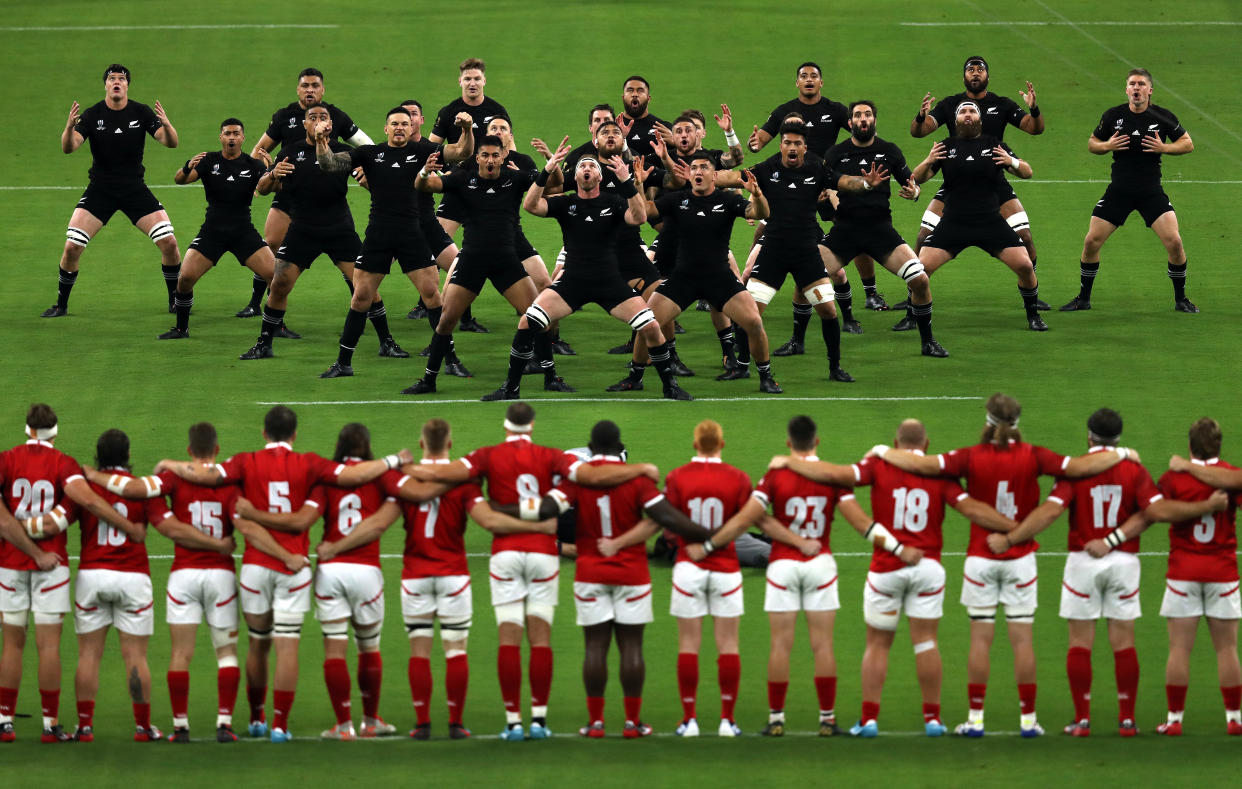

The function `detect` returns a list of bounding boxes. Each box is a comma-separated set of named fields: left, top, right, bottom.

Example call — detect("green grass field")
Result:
left=3, top=0, right=1242, bottom=785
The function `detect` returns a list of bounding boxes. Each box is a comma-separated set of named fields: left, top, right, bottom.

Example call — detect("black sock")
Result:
left=338, top=308, right=367, bottom=366
left=174, top=290, right=193, bottom=331
left=462, top=304, right=474, bottom=323
left=1079, top=261, right=1099, bottom=300
left=260, top=306, right=285, bottom=342
left=57, top=268, right=78, bottom=309
left=425, top=332, right=452, bottom=379
left=505, top=327, right=535, bottom=390
left=912, top=300, right=933, bottom=344
left=648, top=341, right=674, bottom=386
left=861, top=276, right=877, bottom=297
left=716, top=326, right=737, bottom=362
left=834, top=282, right=854, bottom=322
left=626, top=361, right=647, bottom=382
left=820, top=315, right=841, bottom=368
left=756, top=359, right=772, bottom=379
left=161, top=264, right=180, bottom=300
left=417, top=297, right=427, bottom=311
left=426, top=305, right=443, bottom=333
left=342, top=270, right=354, bottom=294
left=1018, top=285, right=1039, bottom=318
left=734, top=324, right=751, bottom=363
left=1168, top=262, right=1187, bottom=301
left=368, top=299, right=392, bottom=343
left=792, top=303, right=812, bottom=343
left=248, top=274, right=267, bottom=309
left=536, top=332, right=555, bottom=379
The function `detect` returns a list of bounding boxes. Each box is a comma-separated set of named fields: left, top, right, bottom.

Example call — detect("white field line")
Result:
left=0, top=24, right=338, bottom=31
left=189, top=728, right=1023, bottom=741
left=901, top=21, right=1242, bottom=26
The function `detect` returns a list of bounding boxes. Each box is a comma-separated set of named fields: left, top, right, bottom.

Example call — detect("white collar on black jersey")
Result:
left=691, top=456, right=722, bottom=463
left=25, top=439, right=54, bottom=449
left=264, top=442, right=293, bottom=450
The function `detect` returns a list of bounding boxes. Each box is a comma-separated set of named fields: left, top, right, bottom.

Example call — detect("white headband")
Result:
left=1088, top=430, right=1120, bottom=445
left=26, top=424, right=57, bottom=440
left=503, top=419, right=532, bottom=434
left=985, top=412, right=1018, bottom=428
left=956, top=101, right=980, bottom=116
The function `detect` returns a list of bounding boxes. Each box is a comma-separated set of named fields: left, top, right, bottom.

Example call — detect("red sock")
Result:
left=247, top=683, right=266, bottom=723
left=77, top=700, right=94, bottom=729
left=40, top=689, right=59, bottom=723
left=967, top=682, right=987, bottom=711
left=814, top=675, right=837, bottom=717
left=1222, top=685, right=1242, bottom=712
left=767, top=681, right=788, bottom=712
left=586, top=695, right=605, bottom=724
left=923, top=702, right=941, bottom=723
left=272, top=689, right=295, bottom=732
left=0, top=686, right=17, bottom=718
left=497, top=645, right=522, bottom=714
left=677, top=652, right=698, bottom=720
left=357, top=652, right=382, bottom=720
left=1114, top=647, right=1139, bottom=722
left=1066, top=647, right=1092, bottom=721
left=133, top=702, right=151, bottom=729
left=167, top=670, right=190, bottom=722
left=445, top=654, right=468, bottom=725
left=217, top=666, right=240, bottom=719
left=1017, top=683, right=1037, bottom=716
left=323, top=659, right=352, bottom=725
left=623, top=696, right=642, bottom=724
left=1166, top=683, right=1188, bottom=714
left=718, top=654, right=740, bottom=721
left=408, top=657, right=432, bottom=725
left=861, top=700, right=880, bottom=723
left=529, top=646, right=552, bottom=709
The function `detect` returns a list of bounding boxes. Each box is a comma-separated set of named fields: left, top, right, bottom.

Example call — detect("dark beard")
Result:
left=963, top=75, right=989, bottom=93
left=852, top=126, right=876, bottom=143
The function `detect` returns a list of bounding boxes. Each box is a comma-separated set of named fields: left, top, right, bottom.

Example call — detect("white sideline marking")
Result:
left=191, top=728, right=1023, bottom=741
left=0, top=24, right=339, bottom=31
left=259, top=397, right=982, bottom=406
left=81, top=551, right=1171, bottom=561
left=901, top=21, right=1242, bottom=26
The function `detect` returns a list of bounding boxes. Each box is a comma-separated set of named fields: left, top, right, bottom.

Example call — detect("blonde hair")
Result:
left=694, top=420, right=724, bottom=454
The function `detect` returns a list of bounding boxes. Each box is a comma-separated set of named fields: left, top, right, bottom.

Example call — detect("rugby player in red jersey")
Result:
left=996, top=408, right=1226, bottom=737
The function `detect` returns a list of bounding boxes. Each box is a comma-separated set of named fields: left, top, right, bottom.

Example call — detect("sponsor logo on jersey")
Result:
left=820, top=115, right=832, bottom=122
left=212, top=163, right=220, bottom=174
left=585, top=216, right=594, bottom=222
left=599, top=207, right=613, bottom=216
left=803, top=176, right=816, bottom=184
left=376, top=151, right=385, bottom=161
left=288, top=117, right=298, bottom=128
left=787, top=182, right=797, bottom=189
left=712, top=204, right=725, bottom=212
left=113, top=128, right=122, bottom=134
left=129, top=120, right=141, bottom=128
left=296, top=151, right=306, bottom=161
left=1115, top=118, right=1125, bottom=129
left=502, top=180, right=513, bottom=188
left=406, top=155, right=417, bottom=162
left=986, top=107, right=999, bottom=115
left=696, top=210, right=706, bottom=216
left=226, top=175, right=235, bottom=181
left=96, top=120, right=105, bottom=129
left=567, top=204, right=578, bottom=216
left=1148, top=124, right=1161, bottom=130
left=805, top=121, right=815, bottom=128
left=965, top=155, right=975, bottom=161
left=391, top=162, right=401, bottom=168
left=240, top=170, right=251, bottom=177
left=486, top=187, right=495, bottom=194
left=981, top=149, right=992, bottom=156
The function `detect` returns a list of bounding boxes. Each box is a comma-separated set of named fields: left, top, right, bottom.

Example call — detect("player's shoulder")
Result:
left=823, top=97, right=849, bottom=114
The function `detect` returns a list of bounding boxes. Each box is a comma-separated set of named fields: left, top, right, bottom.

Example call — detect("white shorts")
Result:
left=489, top=551, right=559, bottom=607
left=1161, top=579, right=1241, bottom=620
left=314, top=563, right=385, bottom=626
left=764, top=554, right=840, bottom=613
left=960, top=554, right=1039, bottom=613
left=401, top=575, right=473, bottom=621
left=165, top=568, right=239, bottom=629
left=669, top=563, right=744, bottom=619
left=1059, top=551, right=1141, bottom=621
left=238, top=564, right=312, bottom=617
left=74, top=568, right=154, bottom=636
left=574, top=582, right=653, bottom=626
left=0, top=565, right=71, bottom=616
left=864, top=559, right=947, bottom=630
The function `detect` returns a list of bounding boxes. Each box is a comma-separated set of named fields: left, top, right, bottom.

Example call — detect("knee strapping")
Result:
left=1005, top=607, right=1035, bottom=623
left=897, top=259, right=926, bottom=283
left=913, top=640, right=937, bottom=655
left=628, top=308, right=656, bottom=332
left=217, top=655, right=239, bottom=669
left=746, top=279, right=776, bottom=304
left=1, top=610, right=29, bottom=627
left=320, top=620, right=349, bottom=641
left=66, top=226, right=91, bottom=247
left=494, top=602, right=526, bottom=627
left=247, top=626, right=272, bottom=641
left=404, top=618, right=436, bottom=639
left=1006, top=211, right=1031, bottom=232
left=439, top=615, right=471, bottom=645
left=525, top=604, right=555, bottom=626
left=32, top=612, right=63, bottom=626
left=272, top=612, right=303, bottom=639
left=147, top=221, right=175, bottom=244
left=524, top=304, right=551, bottom=330
left=802, top=284, right=835, bottom=305
left=864, top=609, right=899, bottom=631
left=966, top=606, right=996, bottom=623
left=354, top=622, right=382, bottom=650
left=210, top=626, right=238, bottom=650
left=920, top=210, right=941, bottom=232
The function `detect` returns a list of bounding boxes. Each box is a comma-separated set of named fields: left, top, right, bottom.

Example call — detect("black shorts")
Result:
left=188, top=223, right=267, bottom=265
left=822, top=220, right=908, bottom=265
left=420, top=215, right=455, bottom=258
left=651, top=234, right=678, bottom=277
left=932, top=178, right=1017, bottom=206
left=448, top=249, right=528, bottom=295
left=656, top=269, right=746, bottom=312
left=515, top=228, right=538, bottom=261
left=269, top=189, right=290, bottom=215
left=617, top=242, right=661, bottom=288
left=357, top=223, right=434, bottom=275
left=275, top=222, right=360, bottom=270
left=1092, top=185, right=1174, bottom=228
left=436, top=191, right=465, bottom=223
left=922, top=214, right=1022, bottom=257
left=548, top=273, right=638, bottom=313
left=750, top=242, right=829, bottom=292
left=75, top=181, right=163, bottom=225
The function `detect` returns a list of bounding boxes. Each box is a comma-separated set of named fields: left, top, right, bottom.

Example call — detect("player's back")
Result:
left=316, top=458, right=392, bottom=567
left=398, top=481, right=481, bottom=579
left=1052, top=456, right=1161, bottom=553
left=464, top=437, right=567, bottom=555
left=664, top=458, right=752, bottom=571
left=855, top=455, right=964, bottom=571
left=80, top=471, right=158, bottom=574
left=1159, top=462, right=1239, bottom=581
left=0, top=441, right=83, bottom=569
left=755, top=464, right=851, bottom=561
left=564, top=459, right=662, bottom=586
left=158, top=472, right=237, bottom=572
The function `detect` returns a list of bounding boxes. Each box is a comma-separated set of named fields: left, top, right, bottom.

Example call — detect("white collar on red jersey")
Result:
left=691, top=456, right=722, bottom=463
left=590, top=454, right=624, bottom=462
left=1191, top=457, right=1220, bottom=466
left=24, top=439, right=54, bottom=449
left=342, top=456, right=362, bottom=462
left=99, top=466, right=128, bottom=472
left=264, top=442, right=293, bottom=450
left=504, top=434, right=532, bottom=443
left=420, top=458, right=451, bottom=464
left=1087, top=444, right=1118, bottom=453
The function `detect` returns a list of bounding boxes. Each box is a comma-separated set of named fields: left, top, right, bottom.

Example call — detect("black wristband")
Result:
left=535, top=168, right=551, bottom=187
left=615, top=177, right=638, bottom=199
left=915, top=112, right=927, bottom=124
left=1029, top=105, right=1041, bottom=118
left=181, top=161, right=193, bottom=176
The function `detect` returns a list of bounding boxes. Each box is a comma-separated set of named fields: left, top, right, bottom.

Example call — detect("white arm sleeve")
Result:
left=344, top=129, right=373, bottom=147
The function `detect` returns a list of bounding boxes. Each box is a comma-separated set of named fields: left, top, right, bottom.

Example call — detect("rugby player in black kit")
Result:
left=908, top=101, right=1046, bottom=332
left=46, top=64, right=181, bottom=318
left=822, top=101, right=946, bottom=357
left=318, top=106, right=476, bottom=378
left=911, top=56, right=1048, bottom=310
left=241, top=68, right=371, bottom=318
left=618, top=76, right=669, bottom=160
left=483, top=143, right=692, bottom=401
left=403, top=136, right=567, bottom=395
left=158, top=118, right=275, bottom=339
left=240, top=104, right=389, bottom=359
left=1062, top=68, right=1197, bottom=313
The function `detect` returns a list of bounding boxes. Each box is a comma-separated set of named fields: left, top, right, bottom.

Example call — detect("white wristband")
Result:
left=870, top=444, right=890, bottom=459
left=519, top=496, right=541, bottom=521
left=1104, top=528, right=1125, bottom=549
left=1009, top=157, right=1021, bottom=172
left=48, top=505, right=69, bottom=533
left=106, top=474, right=128, bottom=495
left=702, top=540, right=715, bottom=554
left=724, top=129, right=740, bottom=147
left=383, top=454, right=401, bottom=471
left=417, top=169, right=428, bottom=179
left=1117, top=447, right=1130, bottom=462
left=23, top=516, right=43, bottom=539
left=861, top=178, right=873, bottom=191
left=140, top=475, right=161, bottom=497
left=864, top=522, right=898, bottom=553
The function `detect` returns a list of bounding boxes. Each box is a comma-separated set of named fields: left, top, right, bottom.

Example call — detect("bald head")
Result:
left=895, top=419, right=928, bottom=450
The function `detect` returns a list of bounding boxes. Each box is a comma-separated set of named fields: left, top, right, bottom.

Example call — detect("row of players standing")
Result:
left=46, top=58, right=1198, bottom=397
